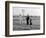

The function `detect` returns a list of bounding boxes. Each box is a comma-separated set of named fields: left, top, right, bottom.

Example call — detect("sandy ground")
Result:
left=13, top=16, right=40, bottom=31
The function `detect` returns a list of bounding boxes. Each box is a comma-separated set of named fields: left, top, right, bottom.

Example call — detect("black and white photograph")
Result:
left=13, top=7, right=40, bottom=31
left=5, top=1, right=45, bottom=37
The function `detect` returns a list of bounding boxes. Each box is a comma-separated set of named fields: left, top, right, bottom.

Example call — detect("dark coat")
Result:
left=26, top=16, right=29, bottom=25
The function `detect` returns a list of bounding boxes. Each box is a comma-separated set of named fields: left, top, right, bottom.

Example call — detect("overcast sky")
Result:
left=13, top=7, right=41, bottom=16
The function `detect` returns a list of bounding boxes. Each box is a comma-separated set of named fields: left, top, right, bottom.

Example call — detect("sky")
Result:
left=13, top=7, right=41, bottom=16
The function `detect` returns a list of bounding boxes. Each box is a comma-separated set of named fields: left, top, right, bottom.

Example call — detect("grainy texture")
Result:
left=13, top=16, right=40, bottom=31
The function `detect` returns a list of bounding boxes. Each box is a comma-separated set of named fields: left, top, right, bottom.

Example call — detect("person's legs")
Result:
left=30, top=19, right=32, bottom=29
left=27, top=20, right=28, bottom=25
left=30, top=19, right=32, bottom=25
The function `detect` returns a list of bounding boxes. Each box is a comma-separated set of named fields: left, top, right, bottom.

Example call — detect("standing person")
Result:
left=30, top=18, right=32, bottom=29
left=26, top=14, right=29, bottom=25
left=30, top=18, right=32, bottom=25
left=19, top=14, right=22, bottom=24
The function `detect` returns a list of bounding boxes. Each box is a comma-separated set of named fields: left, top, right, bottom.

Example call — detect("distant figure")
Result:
left=26, top=14, right=29, bottom=25
left=29, top=18, right=32, bottom=29
left=19, top=14, right=22, bottom=24
left=30, top=18, right=32, bottom=25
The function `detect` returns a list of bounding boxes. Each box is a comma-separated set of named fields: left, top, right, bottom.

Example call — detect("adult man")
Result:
left=26, top=14, right=29, bottom=25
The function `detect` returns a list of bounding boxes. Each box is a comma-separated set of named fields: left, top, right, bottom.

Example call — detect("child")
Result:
left=30, top=18, right=32, bottom=29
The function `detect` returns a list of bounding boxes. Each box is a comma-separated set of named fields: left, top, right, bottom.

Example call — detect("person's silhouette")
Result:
left=30, top=18, right=32, bottom=25
left=26, top=14, right=29, bottom=25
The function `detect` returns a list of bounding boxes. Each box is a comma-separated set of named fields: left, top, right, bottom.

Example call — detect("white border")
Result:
left=9, top=3, right=43, bottom=35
